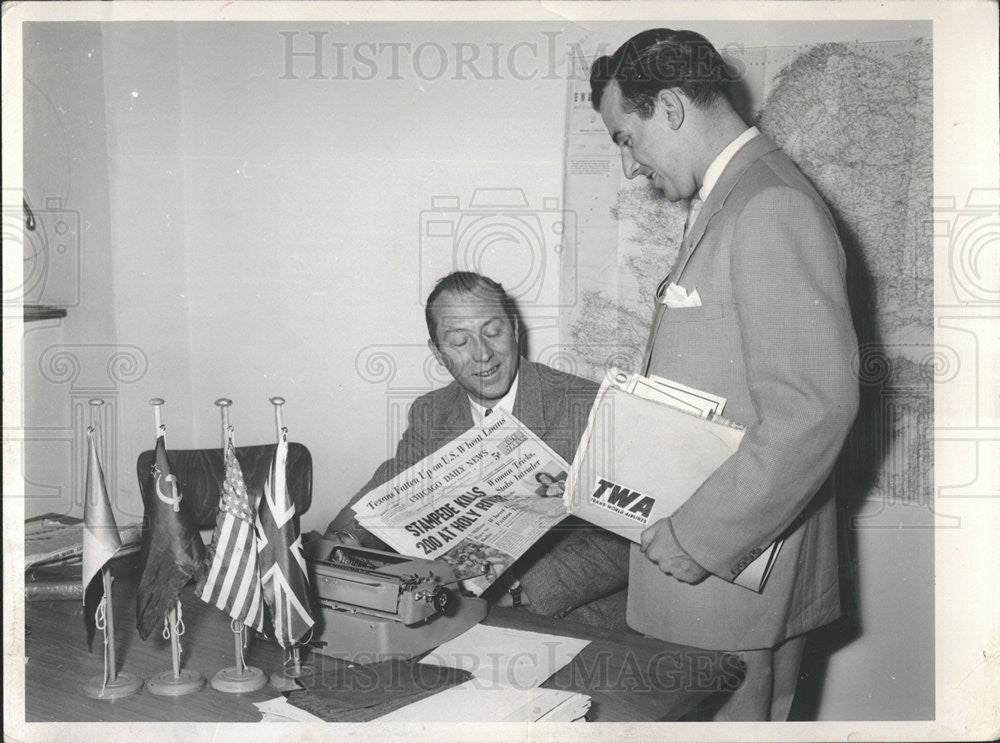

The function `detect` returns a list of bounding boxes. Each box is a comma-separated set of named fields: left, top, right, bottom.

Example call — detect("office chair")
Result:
left=136, top=442, right=312, bottom=526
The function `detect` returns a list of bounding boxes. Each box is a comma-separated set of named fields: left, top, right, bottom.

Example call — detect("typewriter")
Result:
left=304, top=536, right=487, bottom=663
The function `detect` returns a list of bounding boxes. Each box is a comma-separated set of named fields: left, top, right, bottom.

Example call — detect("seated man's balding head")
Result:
left=425, top=272, right=520, bottom=407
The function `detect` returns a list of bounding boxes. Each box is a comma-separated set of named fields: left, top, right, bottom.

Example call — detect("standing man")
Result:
left=591, top=29, right=859, bottom=719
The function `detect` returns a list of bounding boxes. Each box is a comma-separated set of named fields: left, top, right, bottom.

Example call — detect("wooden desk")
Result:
left=24, top=559, right=741, bottom=723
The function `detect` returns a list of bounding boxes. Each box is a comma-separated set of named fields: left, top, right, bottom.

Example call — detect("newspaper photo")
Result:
left=352, top=410, right=571, bottom=594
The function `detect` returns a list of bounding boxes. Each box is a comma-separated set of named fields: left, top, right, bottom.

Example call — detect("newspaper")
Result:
left=352, top=409, right=570, bottom=594
left=25, top=514, right=143, bottom=570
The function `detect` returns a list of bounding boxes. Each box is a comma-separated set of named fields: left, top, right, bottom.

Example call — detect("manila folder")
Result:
left=564, top=370, right=780, bottom=592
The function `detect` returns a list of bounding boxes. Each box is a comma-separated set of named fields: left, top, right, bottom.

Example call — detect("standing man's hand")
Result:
left=640, top=518, right=710, bottom=584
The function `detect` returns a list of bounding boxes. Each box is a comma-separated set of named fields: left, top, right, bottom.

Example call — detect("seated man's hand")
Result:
left=639, top=518, right=710, bottom=584
left=325, top=529, right=362, bottom=547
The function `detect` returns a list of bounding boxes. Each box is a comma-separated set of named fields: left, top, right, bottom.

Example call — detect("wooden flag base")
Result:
left=83, top=670, right=143, bottom=700
left=269, top=663, right=314, bottom=691
left=146, top=668, right=205, bottom=696
left=211, top=664, right=268, bottom=693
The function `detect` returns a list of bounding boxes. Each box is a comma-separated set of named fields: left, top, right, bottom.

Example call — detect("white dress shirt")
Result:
left=699, top=126, right=760, bottom=201
left=469, top=373, right=519, bottom=426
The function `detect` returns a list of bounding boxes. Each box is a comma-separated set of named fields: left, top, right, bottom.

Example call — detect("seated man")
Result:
left=326, top=271, right=629, bottom=628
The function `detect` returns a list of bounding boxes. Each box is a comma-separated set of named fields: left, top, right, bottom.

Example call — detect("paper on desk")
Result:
left=519, top=688, right=590, bottom=722
left=254, top=696, right=324, bottom=723
left=377, top=683, right=590, bottom=722
left=533, top=690, right=591, bottom=722
left=418, top=623, right=589, bottom=690
left=255, top=678, right=591, bottom=723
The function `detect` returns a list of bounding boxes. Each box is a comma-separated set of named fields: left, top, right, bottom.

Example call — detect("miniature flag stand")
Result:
left=201, top=399, right=268, bottom=693
left=262, top=397, right=315, bottom=690
left=146, top=599, right=204, bottom=696
left=82, top=399, right=143, bottom=700
left=144, top=399, right=206, bottom=697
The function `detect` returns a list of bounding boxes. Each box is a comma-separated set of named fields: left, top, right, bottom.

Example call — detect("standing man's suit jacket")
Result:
left=328, top=359, right=599, bottom=544
left=630, top=134, right=860, bottom=651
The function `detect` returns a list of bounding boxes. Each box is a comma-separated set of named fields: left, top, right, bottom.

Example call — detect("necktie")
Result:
left=683, top=196, right=704, bottom=239
left=484, top=408, right=493, bottom=417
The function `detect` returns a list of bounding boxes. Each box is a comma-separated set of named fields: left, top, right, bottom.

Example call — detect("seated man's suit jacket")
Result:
left=631, top=133, right=860, bottom=652
left=328, top=358, right=629, bottom=619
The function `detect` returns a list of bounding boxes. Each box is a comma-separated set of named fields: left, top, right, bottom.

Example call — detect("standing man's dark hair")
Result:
left=590, top=28, right=737, bottom=118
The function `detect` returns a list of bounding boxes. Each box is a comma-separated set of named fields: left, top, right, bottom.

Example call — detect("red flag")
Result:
left=256, top=431, right=314, bottom=647
left=196, top=429, right=265, bottom=632
left=135, top=431, right=207, bottom=640
left=82, top=426, right=121, bottom=647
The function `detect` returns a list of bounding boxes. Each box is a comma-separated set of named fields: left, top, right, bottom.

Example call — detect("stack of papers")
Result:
left=624, top=372, right=727, bottom=418
left=256, top=687, right=590, bottom=723
left=26, top=514, right=143, bottom=569
left=254, top=623, right=593, bottom=723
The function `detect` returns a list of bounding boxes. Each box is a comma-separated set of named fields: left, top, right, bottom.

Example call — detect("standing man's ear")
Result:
left=657, top=88, right=686, bottom=130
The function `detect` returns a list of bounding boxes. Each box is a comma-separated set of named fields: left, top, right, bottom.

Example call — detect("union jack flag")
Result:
left=256, top=430, right=314, bottom=647
left=196, top=428, right=264, bottom=632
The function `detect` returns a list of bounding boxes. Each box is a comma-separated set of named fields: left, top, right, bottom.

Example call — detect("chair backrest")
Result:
left=136, top=443, right=312, bottom=530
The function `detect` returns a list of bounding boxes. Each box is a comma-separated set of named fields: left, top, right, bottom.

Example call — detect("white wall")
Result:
left=20, top=19, right=934, bottom=720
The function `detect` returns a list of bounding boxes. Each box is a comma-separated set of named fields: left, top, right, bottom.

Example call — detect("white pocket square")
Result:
left=660, top=282, right=702, bottom=308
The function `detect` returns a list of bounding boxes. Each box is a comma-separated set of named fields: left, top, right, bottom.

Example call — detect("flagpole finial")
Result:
left=149, top=398, right=165, bottom=434
left=214, top=399, right=233, bottom=446
left=269, top=397, right=286, bottom=440
left=88, top=398, right=105, bottom=430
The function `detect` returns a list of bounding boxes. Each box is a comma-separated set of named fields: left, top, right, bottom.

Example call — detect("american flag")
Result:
left=196, top=429, right=265, bottom=631
left=256, top=431, right=315, bottom=647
